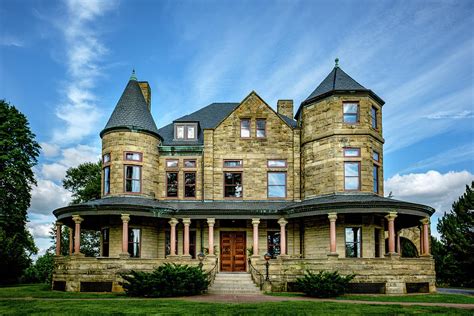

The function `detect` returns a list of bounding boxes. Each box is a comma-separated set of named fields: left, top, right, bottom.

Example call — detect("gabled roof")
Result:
left=295, top=62, right=385, bottom=119
left=100, top=76, right=160, bottom=138
left=158, top=102, right=239, bottom=146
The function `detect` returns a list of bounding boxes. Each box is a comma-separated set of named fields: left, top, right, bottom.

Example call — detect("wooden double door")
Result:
left=220, top=231, right=246, bottom=272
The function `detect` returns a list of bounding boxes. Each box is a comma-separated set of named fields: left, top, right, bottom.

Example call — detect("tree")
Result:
left=0, top=100, right=40, bottom=284
left=21, top=252, right=55, bottom=284
left=61, top=162, right=102, bottom=257
left=435, top=182, right=474, bottom=287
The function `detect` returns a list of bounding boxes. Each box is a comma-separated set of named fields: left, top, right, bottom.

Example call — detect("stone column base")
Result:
left=327, top=253, right=339, bottom=259
left=180, top=255, right=192, bottom=259
left=384, top=252, right=400, bottom=259
left=72, top=252, right=85, bottom=258
left=119, top=253, right=130, bottom=259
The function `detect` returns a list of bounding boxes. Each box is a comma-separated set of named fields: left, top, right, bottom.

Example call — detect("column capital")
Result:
left=278, top=218, right=288, bottom=226
left=121, top=214, right=130, bottom=222
left=56, top=221, right=63, bottom=227
left=385, top=211, right=398, bottom=221
left=420, top=217, right=430, bottom=225
left=169, top=217, right=179, bottom=226
left=327, top=212, right=337, bottom=222
left=252, top=218, right=260, bottom=225
left=182, top=218, right=191, bottom=225
left=207, top=218, right=215, bottom=226
left=72, top=215, right=83, bottom=224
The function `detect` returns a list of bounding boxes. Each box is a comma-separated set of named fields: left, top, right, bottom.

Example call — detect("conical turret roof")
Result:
left=100, top=73, right=160, bottom=138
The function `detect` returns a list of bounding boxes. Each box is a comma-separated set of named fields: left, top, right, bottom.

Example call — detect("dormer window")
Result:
left=174, top=123, right=197, bottom=140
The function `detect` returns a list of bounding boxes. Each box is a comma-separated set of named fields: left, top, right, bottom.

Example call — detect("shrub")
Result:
left=296, top=270, right=355, bottom=298
left=120, top=263, right=209, bottom=297
left=21, top=252, right=55, bottom=284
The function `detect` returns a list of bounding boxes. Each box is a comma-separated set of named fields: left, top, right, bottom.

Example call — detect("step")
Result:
left=208, top=272, right=262, bottom=295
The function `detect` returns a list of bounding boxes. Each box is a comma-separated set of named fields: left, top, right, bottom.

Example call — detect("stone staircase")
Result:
left=207, top=273, right=262, bottom=295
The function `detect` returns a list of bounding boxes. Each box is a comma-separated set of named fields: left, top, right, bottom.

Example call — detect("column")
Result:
left=120, top=214, right=130, bottom=256
left=55, top=222, right=62, bottom=256
left=69, top=228, right=73, bottom=255
left=327, top=212, right=338, bottom=256
left=420, top=226, right=424, bottom=256
left=183, top=218, right=191, bottom=257
left=207, top=218, right=215, bottom=256
left=278, top=218, right=288, bottom=256
left=385, top=212, right=398, bottom=255
left=252, top=218, right=260, bottom=256
left=169, top=218, right=178, bottom=256
left=420, top=218, right=430, bottom=256
left=72, top=215, right=83, bottom=255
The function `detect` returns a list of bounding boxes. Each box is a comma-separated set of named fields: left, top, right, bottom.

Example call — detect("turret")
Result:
left=100, top=71, right=161, bottom=198
left=297, top=59, right=385, bottom=198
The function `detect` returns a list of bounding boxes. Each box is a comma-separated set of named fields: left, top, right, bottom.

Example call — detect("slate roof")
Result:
left=100, top=79, right=160, bottom=138
left=295, top=65, right=385, bottom=119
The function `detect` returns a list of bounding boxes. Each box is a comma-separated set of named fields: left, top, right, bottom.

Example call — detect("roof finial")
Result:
left=335, top=58, right=339, bottom=68
left=130, top=69, right=137, bottom=81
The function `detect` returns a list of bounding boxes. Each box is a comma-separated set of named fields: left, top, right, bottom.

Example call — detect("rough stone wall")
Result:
left=400, top=227, right=422, bottom=255
left=205, top=92, right=299, bottom=200
left=300, top=95, right=384, bottom=198
left=101, top=131, right=160, bottom=198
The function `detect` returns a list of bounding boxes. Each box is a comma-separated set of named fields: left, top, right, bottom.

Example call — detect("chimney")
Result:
left=138, top=81, right=151, bottom=111
left=277, top=100, right=293, bottom=119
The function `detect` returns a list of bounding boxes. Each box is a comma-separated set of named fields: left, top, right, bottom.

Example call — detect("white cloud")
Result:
left=0, top=35, right=24, bottom=47
left=40, top=142, right=60, bottom=157
left=424, top=110, right=473, bottom=120
left=29, top=179, right=72, bottom=215
left=384, top=170, right=473, bottom=215
left=27, top=222, right=52, bottom=239
left=40, top=163, right=68, bottom=182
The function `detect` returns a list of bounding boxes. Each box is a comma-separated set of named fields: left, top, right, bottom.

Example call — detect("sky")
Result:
left=0, top=0, right=473, bottom=256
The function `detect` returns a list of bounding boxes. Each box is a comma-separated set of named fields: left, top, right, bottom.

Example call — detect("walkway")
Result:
left=438, top=288, right=474, bottom=296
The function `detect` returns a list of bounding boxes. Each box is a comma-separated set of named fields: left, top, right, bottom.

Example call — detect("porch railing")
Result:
left=248, top=258, right=265, bottom=290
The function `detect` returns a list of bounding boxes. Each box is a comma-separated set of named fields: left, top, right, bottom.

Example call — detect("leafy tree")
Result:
left=435, top=182, right=474, bottom=287
left=21, top=252, right=55, bottom=284
left=0, top=100, right=40, bottom=284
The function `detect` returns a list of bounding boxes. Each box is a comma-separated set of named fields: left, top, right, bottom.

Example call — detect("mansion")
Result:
left=52, top=60, right=435, bottom=294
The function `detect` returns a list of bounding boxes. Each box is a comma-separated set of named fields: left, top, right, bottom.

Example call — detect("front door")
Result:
left=220, top=231, right=246, bottom=272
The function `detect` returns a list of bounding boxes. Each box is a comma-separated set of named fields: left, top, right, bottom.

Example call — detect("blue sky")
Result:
left=1, top=0, right=473, bottom=255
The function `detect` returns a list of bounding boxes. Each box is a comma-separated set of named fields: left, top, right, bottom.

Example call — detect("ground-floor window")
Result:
left=267, top=231, right=281, bottom=258
left=165, top=230, right=178, bottom=256
left=128, top=228, right=140, bottom=257
left=374, top=228, right=381, bottom=257
left=345, top=227, right=361, bottom=258
left=101, top=228, right=109, bottom=257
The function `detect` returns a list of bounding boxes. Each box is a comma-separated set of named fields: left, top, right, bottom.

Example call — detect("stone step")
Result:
left=207, top=289, right=261, bottom=294
left=208, top=272, right=261, bottom=295
left=211, top=284, right=259, bottom=289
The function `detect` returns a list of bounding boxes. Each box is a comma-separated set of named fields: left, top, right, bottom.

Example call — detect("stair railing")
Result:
left=207, top=257, right=219, bottom=287
left=248, top=258, right=264, bottom=290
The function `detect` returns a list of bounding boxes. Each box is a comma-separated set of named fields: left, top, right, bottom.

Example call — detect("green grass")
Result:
left=0, top=284, right=126, bottom=299
left=0, top=299, right=471, bottom=315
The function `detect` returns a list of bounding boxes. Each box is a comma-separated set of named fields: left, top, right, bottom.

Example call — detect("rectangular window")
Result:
left=128, top=228, right=140, bottom=258
left=343, top=147, right=360, bottom=157
left=124, top=152, right=142, bottom=161
left=267, top=231, right=281, bottom=259
left=344, top=162, right=360, bottom=191
left=184, top=159, right=197, bottom=168
left=103, top=153, right=110, bottom=164
left=345, top=227, right=361, bottom=258
left=268, top=172, right=286, bottom=198
left=186, top=125, right=195, bottom=139
left=241, top=119, right=250, bottom=138
left=371, top=106, right=378, bottom=129
left=373, top=164, right=379, bottom=193
left=224, top=172, right=243, bottom=198
left=184, top=172, right=196, bottom=198
left=166, top=159, right=179, bottom=168
left=175, top=123, right=197, bottom=140
left=166, top=172, right=178, bottom=197
left=374, top=228, right=381, bottom=258
left=176, top=125, right=185, bottom=139
left=373, top=151, right=380, bottom=162
left=101, top=228, right=109, bottom=257
left=343, top=102, right=359, bottom=123
left=223, top=160, right=243, bottom=168
left=124, top=165, right=141, bottom=193
left=256, top=119, right=266, bottom=138
left=267, top=159, right=287, bottom=168
left=103, top=166, right=110, bottom=195
left=165, top=230, right=178, bottom=256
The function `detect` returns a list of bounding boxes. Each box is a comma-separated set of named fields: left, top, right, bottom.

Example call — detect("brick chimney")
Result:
left=138, top=81, right=151, bottom=111
left=277, top=100, right=293, bottom=119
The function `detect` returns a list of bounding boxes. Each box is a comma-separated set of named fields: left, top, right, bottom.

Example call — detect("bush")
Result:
left=296, top=270, right=355, bottom=298
left=21, top=252, right=55, bottom=284
left=120, top=263, right=209, bottom=297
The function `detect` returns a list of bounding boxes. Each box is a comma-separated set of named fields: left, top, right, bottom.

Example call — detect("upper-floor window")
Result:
left=224, top=160, right=243, bottom=168
left=343, top=102, right=359, bottom=124
left=343, top=147, right=360, bottom=157
left=373, top=164, right=379, bottom=194
left=240, top=119, right=250, bottom=138
left=371, top=106, right=378, bottom=129
left=256, top=119, right=266, bottom=138
left=174, top=123, right=197, bottom=140
left=344, top=162, right=360, bottom=191
left=166, top=159, right=179, bottom=168
left=268, top=172, right=286, bottom=198
left=166, top=172, right=178, bottom=197
left=224, top=172, right=242, bottom=198
left=345, top=227, right=361, bottom=258
left=103, top=166, right=110, bottom=195
left=124, top=165, right=141, bottom=193
left=373, top=151, right=380, bottom=162
left=124, top=152, right=142, bottom=162
left=268, top=159, right=287, bottom=168
left=184, top=159, right=197, bottom=168
left=184, top=172, right=196, bottom=198
left=128, top=228, right=141, bottom=258
left=103, top=153, right=111, bottom=164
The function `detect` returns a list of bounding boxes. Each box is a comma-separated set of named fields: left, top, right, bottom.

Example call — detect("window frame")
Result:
left=256, top=118, right=266, bottom=138
left=342, top=102, right=360, bottom=124
left=166, top=159, right=179, bottom=169
left=223, top=171, right=243, bottom=199
left=344, top=226, right=362, bottom=258
left=123, top=165, right=142, bottom=194
left=103, top=166, right=110, bottom=195
left=124, top=151, right=143, bottom=162
left=174, top=123, right=198, bottom=141
left=344, top=161, right=361, bottom=191
left=166, top=171, right=179, bottom=198
left=374, top=228, right=381, bottom=258
left=128, top=227, right=141, bottom=258
left=371, top=106, right=378, bottom=129
left=223, top=159, right=243, bottom=168
left=183, top=159, right=197, bottom=168
left=184, top=172, right=196, bottom=199
left=102, top=153, right=111, bottom=164
left=267, top=171, right=287, bottom=199
left=267, top=159, right=287, bottom=168
left=267, top=230, right=281, bottom=259
left=240, top=118, right=251, bottom=138
left=373, top=164, right=379, bottom=194
left=343, top=147, right=361, bottom=157
left=101, top=227, right=109, bottom=257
